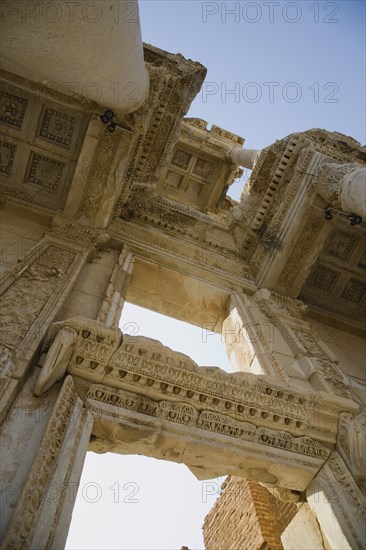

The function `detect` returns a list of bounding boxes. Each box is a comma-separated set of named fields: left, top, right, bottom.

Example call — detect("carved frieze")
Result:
left=254, top=289, right=307, bottom=319
left=77, top=129, right=121, bottom=220
left=50, top=216, right=111, bottom=251
left=276, top=215, right=325, bottom=293
left=36, top=318, right=356, bottom=448
left=86, top=383, right=330, bottom=460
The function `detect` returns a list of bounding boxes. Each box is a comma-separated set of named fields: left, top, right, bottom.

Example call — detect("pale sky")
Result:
left=66, top=1, right=365, bottom=548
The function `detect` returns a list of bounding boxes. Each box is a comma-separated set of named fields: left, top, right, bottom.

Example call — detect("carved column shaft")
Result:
left=0, top=374, right=93, bottom=549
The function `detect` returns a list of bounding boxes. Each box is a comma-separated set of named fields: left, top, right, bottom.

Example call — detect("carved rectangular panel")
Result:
left=172, top=149, right=192, bottom=169
left=0, top=78, right=88, bottom=211
left=0, top=89, right=28, bottom=129
left=325, top=230, right=358, bottom=261
left=341, top=279, right=366, bottom=304
left=307, top=265, right=339, bottom=293
left=37, top=107, right=77, bottom=149
left=0, top=141, right=16, bottom=175
left=25, top=151, right=65, bottom=192
left=193, top=157, right=213, bottom=180
left=165, top=170, right=183, bottom=188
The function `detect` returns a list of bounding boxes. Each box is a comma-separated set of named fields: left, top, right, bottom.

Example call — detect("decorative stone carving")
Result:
left=341, top=279, right=366, bottom=303
left=314, top=161, right=366, bottom=218
left=2, top=376, right=78, bottom=548
left=337, top=412, right=366, bottom=488
left=38, top=107, right=77, bottom=149
left=324, top=230, right=358, bottom=261
left=313, top=162, right=354, bottom=208
left=307, top=451, right=366, bottom=550
left=39, top=319, right=357, bottom=449
left=26, top=152, right=65, bottom=191
left=78, top=129, right=121, bottom=221
left=307, top=264, right=340, bottom=292
left=254, top=288, right=307, bottom=319
left=50, top=216, right=111, bottom=251
left=276, top=215, right=325, bottom=292
left=0, top=88, right=28, bottom=128
left=112, top=45, right=207, bottom=222
left=0, top=243, right=77, bottom=349
left=86, top=382, right=330, bottom=460
left=34, top=327, right=78, bottom=396
left=0, top=141, right=16, bottom=175
left=252, top=289, right=354, bottom=400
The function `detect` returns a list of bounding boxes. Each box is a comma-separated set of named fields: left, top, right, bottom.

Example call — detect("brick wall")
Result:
left=203, top=477, right=297, bottom=550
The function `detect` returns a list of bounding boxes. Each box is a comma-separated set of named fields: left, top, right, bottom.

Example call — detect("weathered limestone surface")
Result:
left=0, top=12, right=365, bottom=549
left=0, top=0, right=149, bottom=112
left=281, top=503, right=327, bottom=549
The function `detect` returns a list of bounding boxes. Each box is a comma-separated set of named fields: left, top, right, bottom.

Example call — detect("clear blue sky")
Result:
left=66, top=2, right=365, bottom=548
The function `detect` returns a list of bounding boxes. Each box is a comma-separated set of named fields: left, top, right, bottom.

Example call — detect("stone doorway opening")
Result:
left=119, top=301, right=231, bottom=373
left=65, top=452, right=224, bottom=549
left=65, top=302, right=230, bottom=549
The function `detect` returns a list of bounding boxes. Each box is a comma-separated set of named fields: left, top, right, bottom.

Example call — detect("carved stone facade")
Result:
left=1, top=10, right=365, bottom=550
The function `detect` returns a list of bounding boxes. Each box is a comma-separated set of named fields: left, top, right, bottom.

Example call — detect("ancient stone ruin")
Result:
left=0, top=1, right=365, bottom=548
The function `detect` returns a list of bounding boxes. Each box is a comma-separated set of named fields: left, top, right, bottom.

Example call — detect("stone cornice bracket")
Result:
left=313, top=161, right=366, bottom=219
left=49, top=216, right=111, bottom=258
left=253, top=288, right=308, bottom=319
left=112, top=46, right=207, bottom=220
left=230, top=135, right=309, bottom=241
left=34, top=317, right=123, bottom=396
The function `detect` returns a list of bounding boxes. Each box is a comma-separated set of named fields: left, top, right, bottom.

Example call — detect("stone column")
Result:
left=0, top=374, right=93, bottom=549
left=227, top=147, right=261, bottom=169
left=314, top=162, right=366, bottom=219
left=1, top=0, right=149, bottom=113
